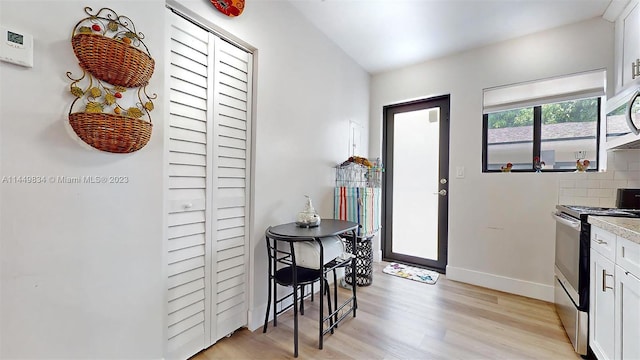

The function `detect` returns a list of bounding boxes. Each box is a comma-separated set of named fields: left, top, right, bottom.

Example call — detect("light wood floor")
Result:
left=193, top=262, right=582, bottom=360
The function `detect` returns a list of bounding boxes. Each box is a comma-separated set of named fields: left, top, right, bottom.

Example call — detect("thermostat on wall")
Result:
left=0, top=26, right=33, bottom=68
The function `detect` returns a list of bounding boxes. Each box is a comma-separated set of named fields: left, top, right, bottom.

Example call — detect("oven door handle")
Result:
left=551, top=212, right=581, bottom=231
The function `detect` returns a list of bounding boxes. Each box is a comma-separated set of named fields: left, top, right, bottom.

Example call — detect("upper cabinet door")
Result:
left=616, top=0, right=640, bottom=93
left=622, top=1, right=640, bottom=88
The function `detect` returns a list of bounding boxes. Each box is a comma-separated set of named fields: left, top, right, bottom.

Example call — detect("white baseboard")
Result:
left=445, top=265, right=554, bottom=302
left=374, top=249, right=382, bottom=262
left=247, top=307, right=263, bottom=332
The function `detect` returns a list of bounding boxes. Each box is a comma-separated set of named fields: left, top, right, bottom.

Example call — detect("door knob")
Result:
left=440, top=178, right=447, bottom=184
left=437, top=189, right=447, bottom=196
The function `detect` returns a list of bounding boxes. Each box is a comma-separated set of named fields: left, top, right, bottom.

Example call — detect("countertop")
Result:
left=588, top=216, right=640, bottom=244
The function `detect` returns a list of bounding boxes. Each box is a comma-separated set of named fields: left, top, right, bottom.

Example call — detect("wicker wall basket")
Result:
left=69, top=112, right=152, bottom=153
left=72, top=34, right=155, bottom=88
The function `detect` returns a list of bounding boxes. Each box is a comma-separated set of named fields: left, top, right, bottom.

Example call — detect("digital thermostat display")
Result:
left=0, top=26, right=34, bottom=67
left=7, top=31, right=23, bottom=45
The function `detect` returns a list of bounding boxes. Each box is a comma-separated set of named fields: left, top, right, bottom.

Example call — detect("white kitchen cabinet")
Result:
left=617, top=236, right=640, bottom=277
left=614, top=266, right=640, bottom=360
left=614, top=236, right=640, bottom=360
left=590, top=249, right=617, bottom=360
left=614, top=0, right=640, bottom=94
left=590, top=223, right=640, bottom=360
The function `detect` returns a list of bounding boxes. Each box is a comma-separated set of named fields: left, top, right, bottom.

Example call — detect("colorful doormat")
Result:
left=382, top=262, right=440, bottom=284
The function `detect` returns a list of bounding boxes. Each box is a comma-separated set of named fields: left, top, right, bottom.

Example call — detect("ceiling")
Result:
left=288, top=0, right=627, bottom=74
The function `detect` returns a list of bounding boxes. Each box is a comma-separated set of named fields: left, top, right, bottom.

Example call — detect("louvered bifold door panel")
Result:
left=166, top=11, right=213, bottom=360
left=211, top=37, right=252, bottom=340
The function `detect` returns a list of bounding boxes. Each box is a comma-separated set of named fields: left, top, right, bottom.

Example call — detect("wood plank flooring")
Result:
left=193, top=262, right=581, bottom=359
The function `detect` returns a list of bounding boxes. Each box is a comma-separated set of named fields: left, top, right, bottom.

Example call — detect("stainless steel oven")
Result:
left=552, top=209, right=588, bottom=355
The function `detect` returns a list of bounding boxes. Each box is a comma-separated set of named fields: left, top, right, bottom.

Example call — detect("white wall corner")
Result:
left=602, top=0, right=631, bottom=22
left=446, top=265, right=554, bottom=302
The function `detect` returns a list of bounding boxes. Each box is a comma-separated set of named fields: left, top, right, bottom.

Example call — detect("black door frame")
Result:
left=382, top=95, right=450, bottom=272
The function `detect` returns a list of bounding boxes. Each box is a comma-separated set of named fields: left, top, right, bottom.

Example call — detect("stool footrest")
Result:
left=323, top=258, right=351, bottom=272
left=322, top=297, right=355, bottom=335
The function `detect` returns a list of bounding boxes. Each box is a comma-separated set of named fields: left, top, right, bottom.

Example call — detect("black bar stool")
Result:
left=262, top=227, right=333, bottom=357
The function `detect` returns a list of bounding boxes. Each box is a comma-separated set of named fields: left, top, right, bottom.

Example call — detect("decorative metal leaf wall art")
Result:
left=66, top=7, right=156, bottom=153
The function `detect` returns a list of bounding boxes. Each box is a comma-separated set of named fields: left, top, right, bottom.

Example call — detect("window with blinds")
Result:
left=482, top=70, right=605, bottom=172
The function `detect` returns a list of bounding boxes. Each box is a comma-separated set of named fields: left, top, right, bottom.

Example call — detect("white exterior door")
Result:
left=166, top=9, right=252, bottom=360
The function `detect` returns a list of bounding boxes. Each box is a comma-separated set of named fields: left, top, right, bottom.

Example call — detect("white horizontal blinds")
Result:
left=483, top=70, right=606, bottom=113
left=167, top=12, right=212, bottom=360
left=211, top=36, right=252, bottom=340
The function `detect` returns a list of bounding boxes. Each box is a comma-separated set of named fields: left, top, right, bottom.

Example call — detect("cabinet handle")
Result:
left=633, top=59, right=640, bottom=79
left=594, top=235, right=608, bottom=245
left=602, top=269, right=614, bottom=292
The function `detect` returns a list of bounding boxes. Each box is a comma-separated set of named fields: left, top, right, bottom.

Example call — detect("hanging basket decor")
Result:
left=71, top=7, right=155, bottom=88
left=67, top=7, right=157, bottom=153
left=68, top=112, right=152, bottom=153
left=66, top=63, right=156, bottom=153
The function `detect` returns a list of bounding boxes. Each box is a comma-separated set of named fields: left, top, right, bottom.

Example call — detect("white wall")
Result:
left=370, top=17, right=615, bottom=301
left=1, top=0, right=370, bottom=357
left=0, top=1, right=167, bottom=358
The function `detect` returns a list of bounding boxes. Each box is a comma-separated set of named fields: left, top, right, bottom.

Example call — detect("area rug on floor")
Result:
left=382, top=262, right=440, bottom=284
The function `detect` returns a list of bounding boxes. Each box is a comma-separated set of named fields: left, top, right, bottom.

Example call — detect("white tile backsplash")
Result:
left=588, top=170, right=614, bottom=180
left=559, top=179, right=576, bottom=188
left=599, top=198, right=616, bottom=207
left=587, top=179, right=600, bottom=188
left=558, top=150, right=640, bottom=206
left=587, top=188, right=615, bottom=198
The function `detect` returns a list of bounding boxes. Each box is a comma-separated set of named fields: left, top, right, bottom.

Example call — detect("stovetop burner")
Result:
left=557, top=204, right=640, bottom=220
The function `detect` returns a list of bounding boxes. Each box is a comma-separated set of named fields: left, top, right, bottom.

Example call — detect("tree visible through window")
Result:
left=483, top=98, right=600, bottom=172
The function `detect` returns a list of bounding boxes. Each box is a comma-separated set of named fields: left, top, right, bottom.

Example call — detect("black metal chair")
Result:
left=262, top=227, right=333, bottom=357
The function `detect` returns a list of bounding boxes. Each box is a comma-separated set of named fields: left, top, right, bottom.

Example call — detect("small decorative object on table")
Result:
left=534, top=156, right=545, bottom=173
left=500, top=162, right=513, bottom=172
left=296, top=195, right=321, bottom=228
left=576, top=159, right=590, bottom=172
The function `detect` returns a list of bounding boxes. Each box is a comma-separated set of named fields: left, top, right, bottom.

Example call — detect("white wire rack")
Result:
left=335, top=162, right=382, bottom=188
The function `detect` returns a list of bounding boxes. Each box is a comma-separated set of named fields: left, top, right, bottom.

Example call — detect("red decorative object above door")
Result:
left=210, top=0, right=245, bottom=17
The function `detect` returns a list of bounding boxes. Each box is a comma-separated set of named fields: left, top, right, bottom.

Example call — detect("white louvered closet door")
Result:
left=166, top=9, right=252, bottom=360
left=210, top=34, right=253, bottom=342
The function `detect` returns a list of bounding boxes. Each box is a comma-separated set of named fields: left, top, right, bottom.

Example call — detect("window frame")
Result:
left=482, top=97, right=602, bottom=173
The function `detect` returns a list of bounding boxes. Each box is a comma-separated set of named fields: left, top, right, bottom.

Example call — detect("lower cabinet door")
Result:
left=615, top=266, right=640, bottom=360
left=590, top=249, right=616, bottom=360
